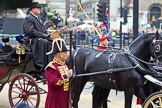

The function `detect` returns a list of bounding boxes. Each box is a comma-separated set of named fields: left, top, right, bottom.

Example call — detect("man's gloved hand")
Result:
left=42, top=34, right=50, bottom=39
left=65, top=69, right=73, bottom=78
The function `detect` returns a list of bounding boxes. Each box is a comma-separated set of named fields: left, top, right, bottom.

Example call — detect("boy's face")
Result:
left=101, top=26, right=106, bottom=31
left=101, top=39, right=108, bottom=47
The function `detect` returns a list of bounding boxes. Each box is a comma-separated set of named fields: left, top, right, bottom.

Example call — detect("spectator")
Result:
left=13, top=35, right=26, bottom=60
left=97, top=36, right=108, bottom=51
left=72, top=28, right=78, bottom=50
left=13, top=35, right=24, bottom=48
left=79, top=29, right=86, bottom=47
left=1, top=36, right=13, bottom=53
left=15, top=103, right=33, bottom=108
left=0, top=42, right=2, bottom=49
left=0, top=42, right=2, bottom=53
left=100, top=22, right=114, bottom=47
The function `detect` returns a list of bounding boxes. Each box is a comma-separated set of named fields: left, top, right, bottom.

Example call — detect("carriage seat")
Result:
left=0, top=49, right=19, bottom=65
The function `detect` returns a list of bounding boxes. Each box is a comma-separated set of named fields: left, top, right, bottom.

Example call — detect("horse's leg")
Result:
left=124, top=89, right=134, bottom=108
left=92, top=85, right=102, bottom=108
left=72, top=77, right=88, bottom=108
left=102, top=88, right=110, bottom=108
left=92, top=85, right=110, bottom=108
left=134, top=87, right=147, bottom=104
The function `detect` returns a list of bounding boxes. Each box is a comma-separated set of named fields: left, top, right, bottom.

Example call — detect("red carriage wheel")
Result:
left=8, top=73, right=40, bottom=108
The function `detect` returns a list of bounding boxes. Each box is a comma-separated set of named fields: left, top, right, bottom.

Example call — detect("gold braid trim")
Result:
left=58, top=65, right=70, bottom=91
left=55, top=80, right=63, bottom=86
left=46, top=38, right=66, bottom=55
left=53, top=57, right=65, bottom=65
left=55, top=79, right=69, bottom=91
left=44, top=61, right=55, bottom=70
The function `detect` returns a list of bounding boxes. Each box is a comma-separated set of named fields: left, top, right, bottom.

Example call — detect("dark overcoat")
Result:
left=23, top=13, right=53, bottom=69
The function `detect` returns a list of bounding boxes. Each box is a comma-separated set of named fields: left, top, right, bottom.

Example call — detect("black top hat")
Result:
left=46, top=38, right=69, bottom=55
left=2, top=36, right=9, bottom=43
left=29, top=2, right=41, bottom=11
left=15, top=35, right=24, bottom=44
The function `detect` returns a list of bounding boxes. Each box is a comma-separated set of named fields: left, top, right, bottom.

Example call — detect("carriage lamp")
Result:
left=16, top=45, right=26, bottom=63
left=16, top=45, right=26, bottom=55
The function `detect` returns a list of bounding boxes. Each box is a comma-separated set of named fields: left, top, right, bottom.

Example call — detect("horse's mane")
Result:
left=129, top=33, right=156, bottom=49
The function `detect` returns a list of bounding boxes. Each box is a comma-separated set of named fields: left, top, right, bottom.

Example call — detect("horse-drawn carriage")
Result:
left=0, top=38, right=47, bottom=107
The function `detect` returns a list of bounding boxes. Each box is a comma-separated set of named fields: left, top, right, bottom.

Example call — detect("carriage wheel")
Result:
left=142, top=91, right=162, bottom=108
left=8, top=73, right=40, bottom=108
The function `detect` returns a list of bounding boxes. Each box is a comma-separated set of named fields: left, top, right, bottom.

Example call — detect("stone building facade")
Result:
left=1, top=0, right=162, bottom=29
left=139, top=0, right=162, bottom=29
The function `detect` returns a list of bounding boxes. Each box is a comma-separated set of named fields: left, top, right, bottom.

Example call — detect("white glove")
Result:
left=65, top=69, right=73, bottom=78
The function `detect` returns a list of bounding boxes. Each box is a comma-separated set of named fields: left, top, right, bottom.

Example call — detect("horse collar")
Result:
left=126, top=49, right=153, bottom=74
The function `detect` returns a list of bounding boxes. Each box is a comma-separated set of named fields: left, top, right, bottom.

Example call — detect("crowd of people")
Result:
left=61, top=22, right=117, bottom=49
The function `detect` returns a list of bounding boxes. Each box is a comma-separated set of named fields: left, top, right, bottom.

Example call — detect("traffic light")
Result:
left=97, top=1, right=106, bottom=22
left=123, top=8, right=128, bottom=25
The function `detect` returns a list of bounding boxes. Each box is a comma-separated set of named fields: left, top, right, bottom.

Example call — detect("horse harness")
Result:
left=104, top=50, right=118, bottom=89
left=151, top=39, right=162, bottom=64
left=72, top=42, right=162, bottom=89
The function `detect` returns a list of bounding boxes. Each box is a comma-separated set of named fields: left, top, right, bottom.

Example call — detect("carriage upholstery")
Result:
left=0, top=49, right=18, bottom=65
left=0, top=48, right=27, bottom=66
left=0, top=38, right=32, bottom=66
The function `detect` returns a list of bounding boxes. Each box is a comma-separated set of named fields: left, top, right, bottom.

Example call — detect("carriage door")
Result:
left=149, top=5, right=162, bottom=29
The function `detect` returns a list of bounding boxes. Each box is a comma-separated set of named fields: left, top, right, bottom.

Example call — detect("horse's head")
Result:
left=150, top=30, right=162, bottom=64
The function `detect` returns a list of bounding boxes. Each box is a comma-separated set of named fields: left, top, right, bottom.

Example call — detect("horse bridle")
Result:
left=151, top=39, right=162, bottom=64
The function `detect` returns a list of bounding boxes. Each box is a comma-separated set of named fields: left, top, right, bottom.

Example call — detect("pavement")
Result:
left=0, top=82, right=141, bottom=108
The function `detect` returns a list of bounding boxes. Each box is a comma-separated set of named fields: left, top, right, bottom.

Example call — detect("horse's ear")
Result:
left=155, top=29, right=160, bottom=39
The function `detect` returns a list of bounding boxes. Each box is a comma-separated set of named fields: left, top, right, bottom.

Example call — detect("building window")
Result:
left=150, top=6, right=161, bottom=22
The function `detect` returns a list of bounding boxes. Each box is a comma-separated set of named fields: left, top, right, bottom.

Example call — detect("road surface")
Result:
left=0, top=82, right=141, bottom=108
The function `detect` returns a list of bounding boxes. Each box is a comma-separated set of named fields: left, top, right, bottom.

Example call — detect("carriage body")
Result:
left=0, top=52, right=34, bottom=82
left=0, top=43, right=46, bottom=108
left=142, top=66, right=162, bottom=108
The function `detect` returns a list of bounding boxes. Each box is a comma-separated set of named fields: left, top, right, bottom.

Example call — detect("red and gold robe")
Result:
left=45, top=58, right=70, bottom=108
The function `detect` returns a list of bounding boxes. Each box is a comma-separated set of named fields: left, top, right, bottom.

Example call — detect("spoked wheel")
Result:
left=8, top=73, right=40, bottom=108
left=142, top=91, right=162, bottom=108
